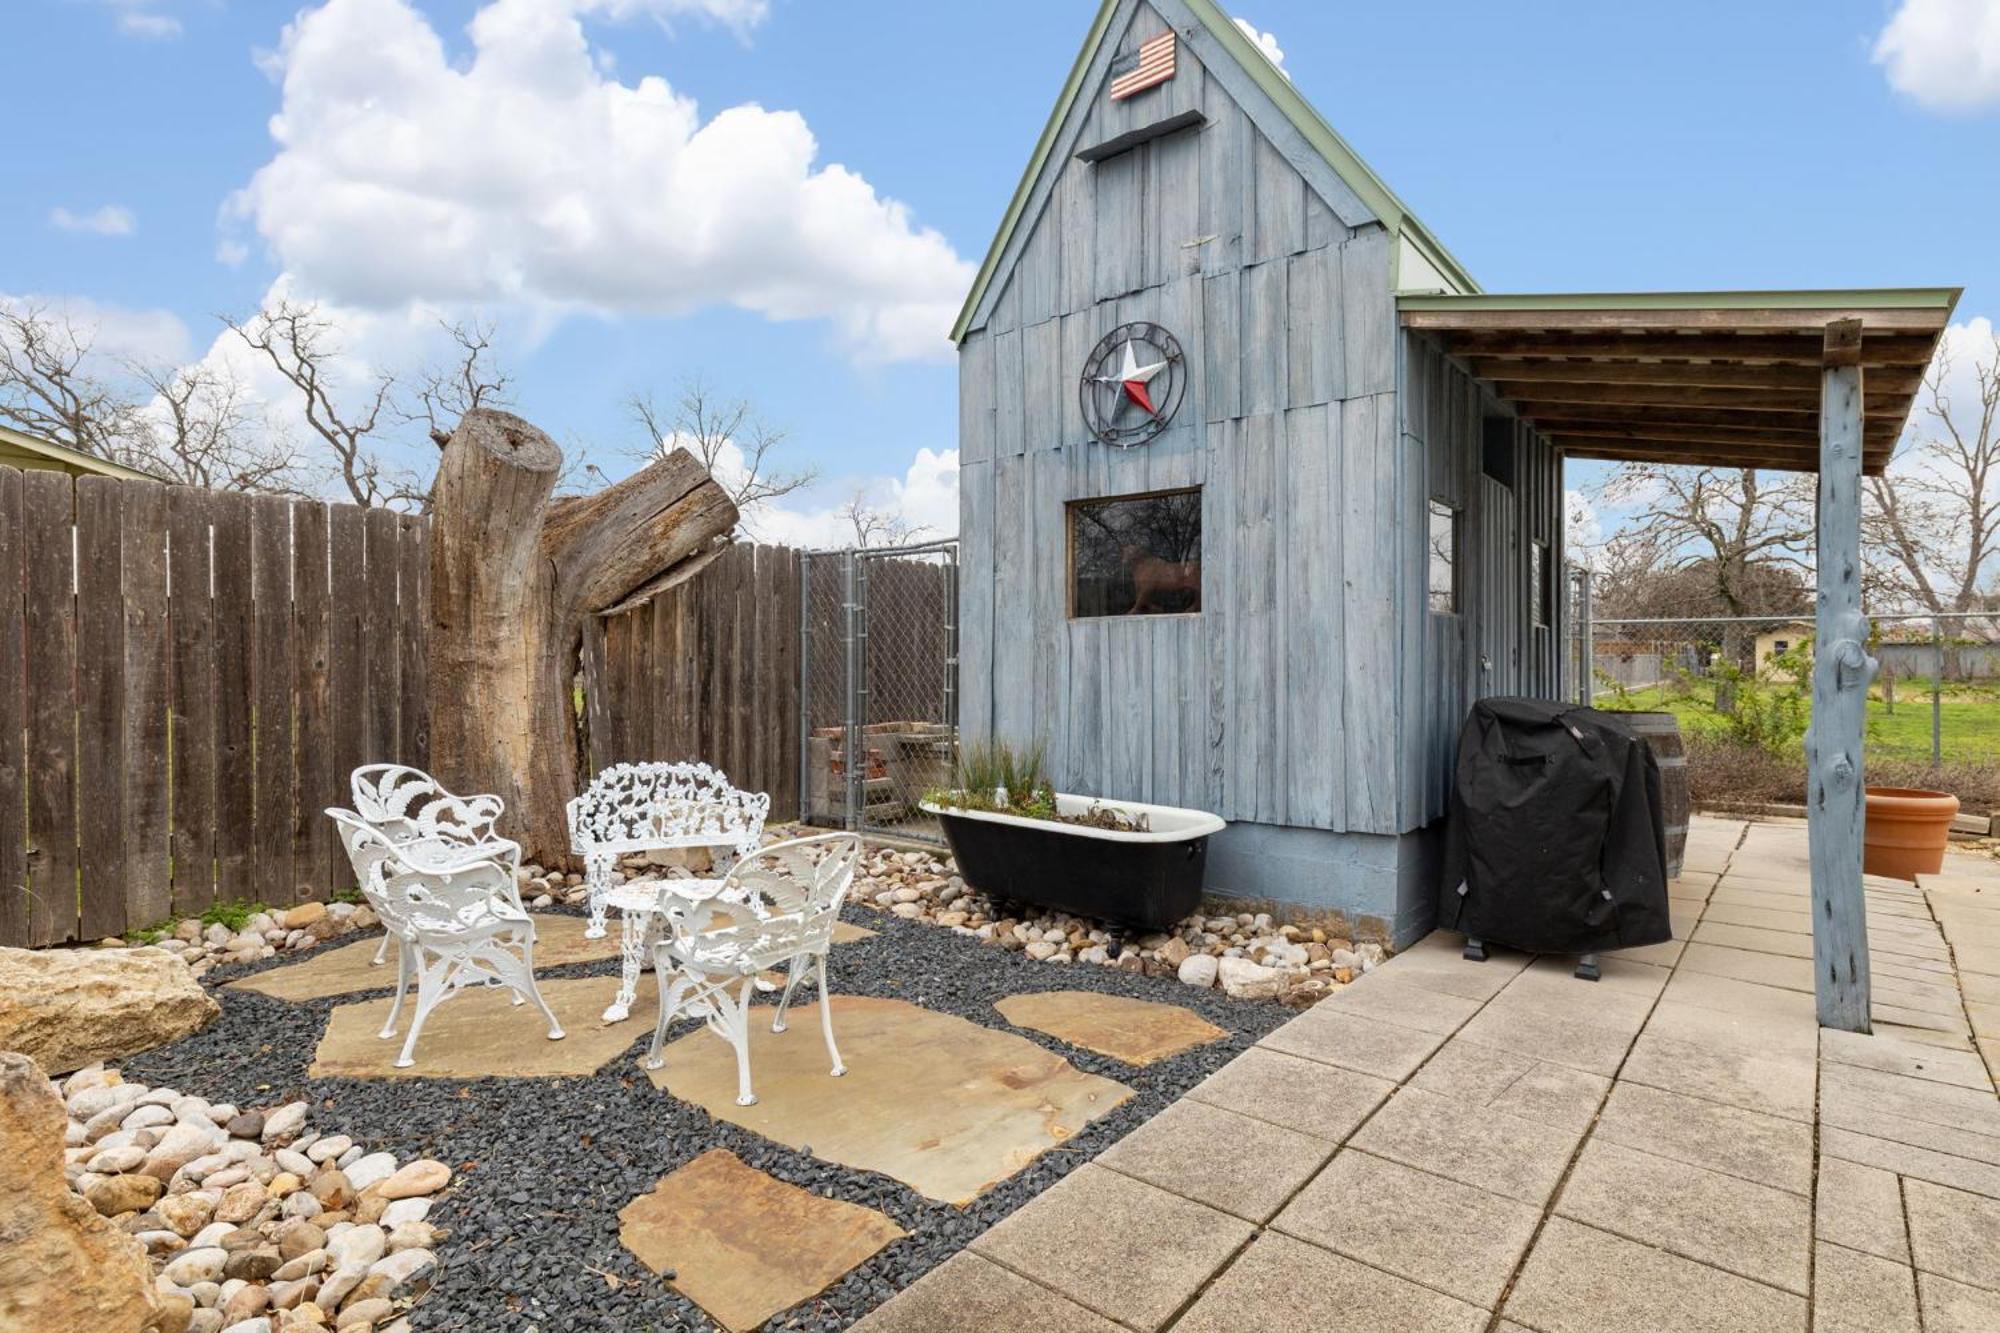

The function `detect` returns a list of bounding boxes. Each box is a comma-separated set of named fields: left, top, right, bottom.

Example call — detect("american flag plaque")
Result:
left=1109, top=32, right=1176, bottom=100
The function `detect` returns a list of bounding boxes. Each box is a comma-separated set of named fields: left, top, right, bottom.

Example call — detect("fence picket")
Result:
left=252, top=496, right=296, bottom=905
left=210, top=497, right=256, bottom=903
left=363, top=508, right=401, bottom=769
left=122, top=479, right=172, bottom=929
left=0, top=468, right=27, bottom=945
left=326, top=505, right=368, bottom=890
left=293, top=501, right=334, bottom=902
left=167, top=487, right=217, bottom=918
left=398, top=515, right=431, bottom=771
left=76, top=477, right=129, bottom=940
left=23, top=469, right=79, bottom=945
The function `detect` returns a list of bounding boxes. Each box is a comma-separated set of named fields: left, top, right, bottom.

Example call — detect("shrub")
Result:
left=199, top=899, right=267, bottom=933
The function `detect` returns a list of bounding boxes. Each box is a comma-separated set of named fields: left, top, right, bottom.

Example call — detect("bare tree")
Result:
left=839, top=488, right=931, bottom=548
left=1865, top=332, right=2000, bottom=634
left=406, top=318, right=512, bottom=448
left=628, top=376, right=817, bottom=514
left=127, top=361, right=307, bottom=494
left=1593, top=465, right=1815, bottom=615
left=227, top=300, right=422, bottom=509
left=0, top=301, right=140, bottom=458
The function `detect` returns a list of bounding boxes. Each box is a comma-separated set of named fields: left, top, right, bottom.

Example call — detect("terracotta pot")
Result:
left=1863, top=787, right=1960, bottom=881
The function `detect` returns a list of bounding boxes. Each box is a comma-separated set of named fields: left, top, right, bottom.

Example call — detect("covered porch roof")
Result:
left=1398, top=288, right=1961, bottom=475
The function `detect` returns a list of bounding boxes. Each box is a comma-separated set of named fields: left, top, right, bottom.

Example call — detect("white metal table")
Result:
left=601, top=876, right=780, bottom=1022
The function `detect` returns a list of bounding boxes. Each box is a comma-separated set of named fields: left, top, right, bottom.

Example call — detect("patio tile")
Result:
left=1356, top=934, right=1530, bottom=1002
left=647, top=996, right=1130, bottom=1205
left=849, top=1252, right=1122, bottom=1333
left=1315, top=969, right=1487, bottom=1032
left=968, top=1164, right=1254, bottom=1332
left=1406, top=1038, right=1608, bottom=1135
left=1619, top=1028, right=1817, bottom=1122
left=1919, top=1271, right=2000, bottom=1332
left=1554, top=1138, right=1810, bottom=1294
left=1904, top=1179, right=2000, bottom=1291
left=1349, top=1086, right=1582, bottom=1205
left=309, top=974, right=633, bottom=1079
left=1256, top=1002, right=1446, bottom=1081
left=1820, top=1062, right=2000, bottom=1138
left=1185, top=1047, right=1393, bottom=1143
left=1661, top=967, right=1821, bottom=1023
left=232, top=913, right=620, bottom=1001
left=1676, top=941, right=1815, bottom=994
left=1644, top=995, right=1820, bottom=1060
left=1690, top=920, right=1814, bottom=960
left=1813, top=1242, right=1920, bottom=1333
left=1821, top=1127, right=2000, bottom=1201
left=617, top=1148, right=904, bottom=1333
left=1502, top=1215, right=1807, bottom=1333
left=1517, top=954, right=1670, bottom=1002
left=1094, top=1099, right=1332, bottom=1224
left=1814, top=1156, right=1910, bottom=1262
left=1172, top=1232, right=1486, bottom=1333
left=1272, top=1148, right=1540, bottom=1308
left=1701, top=902, right=1812, bottom=933
left=1593, top=1081, right=1812, bottom=1194
left=1452, top=989, right=1645, bottom=1078
left=992, top=990, right=1226, bottom=1066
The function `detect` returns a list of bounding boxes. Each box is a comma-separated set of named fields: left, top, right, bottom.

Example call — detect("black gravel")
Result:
left=124, top=904, right=1290, bottom=1332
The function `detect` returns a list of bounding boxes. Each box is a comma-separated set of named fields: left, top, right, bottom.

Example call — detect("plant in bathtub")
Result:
left=920, top=739, right=1221, bottom=930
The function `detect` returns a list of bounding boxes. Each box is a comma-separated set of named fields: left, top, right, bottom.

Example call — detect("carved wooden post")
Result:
left=1806, top=318, right=1874, bottom=1032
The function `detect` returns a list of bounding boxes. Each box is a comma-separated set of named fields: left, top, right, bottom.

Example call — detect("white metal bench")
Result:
left=568, top=761, right=772, bottom=1021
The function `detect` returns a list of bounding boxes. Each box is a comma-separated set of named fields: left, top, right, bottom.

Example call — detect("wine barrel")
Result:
left=1620, top=711, right=1688, bottom=880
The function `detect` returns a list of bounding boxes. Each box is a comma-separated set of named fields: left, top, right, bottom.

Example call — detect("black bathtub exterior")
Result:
left=929, top=807, right=1213, bottom=930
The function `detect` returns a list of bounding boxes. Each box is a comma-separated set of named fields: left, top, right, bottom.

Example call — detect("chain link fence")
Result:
left=1564, top=573, right=2000, bottom=814
left=799, top=541, right=959, bottom=844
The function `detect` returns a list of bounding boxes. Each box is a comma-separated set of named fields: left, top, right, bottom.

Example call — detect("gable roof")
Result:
left=950, top=0, right=1479, bottom=344
left=0, top=424, right=159, bottom=482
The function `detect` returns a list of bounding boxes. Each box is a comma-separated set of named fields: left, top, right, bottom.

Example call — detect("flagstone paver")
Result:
left=992, top=989, right=1227, bottom=1065
left=616, top=1148, right=904, bottom=1333
left=231, top=912, right=621, bottom=1001
left=309, top=974, right=632, bottom=1079
left=860, top=818, right=2000, bottom=1333
left=968, top=1164, right=1254, bottom=1332
left=647, top=995, right=1130, bottom=1205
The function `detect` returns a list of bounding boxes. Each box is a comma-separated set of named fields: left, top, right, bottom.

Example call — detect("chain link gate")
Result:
left=799, top=540, right=959, bottom=844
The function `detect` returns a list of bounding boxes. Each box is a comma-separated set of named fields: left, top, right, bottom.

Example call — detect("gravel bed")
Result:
left=124, top=903, right=1292, bottom=1332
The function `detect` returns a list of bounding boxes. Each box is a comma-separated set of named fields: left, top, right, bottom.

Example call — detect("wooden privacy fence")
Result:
left=0, top=464, right=429, bottom=949
left=582, top=543, right=804, bottom=822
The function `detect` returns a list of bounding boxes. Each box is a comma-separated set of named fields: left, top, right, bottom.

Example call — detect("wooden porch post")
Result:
left=1806, top=317, right=1875, bottom=1032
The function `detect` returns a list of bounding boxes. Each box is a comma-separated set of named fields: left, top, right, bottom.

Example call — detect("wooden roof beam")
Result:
left=1488, top=380, right=1912, bottom=416
left=1433, top=331, right=1938, bottom=365
left=1533, top=419, right=1901, bottom=450
left=1555, top=438, right=1889, bottom=475
left=1466, top=358, right=1923, bottom=395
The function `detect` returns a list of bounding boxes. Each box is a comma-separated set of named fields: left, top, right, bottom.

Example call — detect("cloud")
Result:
left=1873, top=0, right=2000, bottom=110
left=1232, top=17, right=1288, bottom=76
left=224, top=0, right=973, bottom=364
left=86, top=1, right=184, bottom=38
left=49, top=204, right=137, bottom=237
left=579, top=0, right=769, bottom=35
left=2, top=291, right=191, bottom=367
left=737, top=446, right=960, bottom=547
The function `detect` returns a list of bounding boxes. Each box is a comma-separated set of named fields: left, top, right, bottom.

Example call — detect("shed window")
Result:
left=1070, top=488, right=1202, bottom=617
left=1428, top=500, right=1459, bottom=615
left=1531, top=541, right=1551, bottom=627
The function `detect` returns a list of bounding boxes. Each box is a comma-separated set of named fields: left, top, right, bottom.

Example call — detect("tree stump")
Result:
left=426, top=409, right=737, bottom=865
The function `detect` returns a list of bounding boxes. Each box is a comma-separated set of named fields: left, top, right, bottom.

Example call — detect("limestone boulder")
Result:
left=0, top=1053, right=166, bottom=1332
left=0, top=946, right=219, bottom=1075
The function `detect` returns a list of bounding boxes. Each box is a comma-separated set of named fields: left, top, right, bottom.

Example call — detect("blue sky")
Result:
left=7, top=0, right=1997, bottom=537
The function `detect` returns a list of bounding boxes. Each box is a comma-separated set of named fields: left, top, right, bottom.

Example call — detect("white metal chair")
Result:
left=644, top=833, right=862, bottom=1106
left=350, top=764, right=523, bottom=966
left=568, top=761, right=771, bottom=941
left=328, top=809, right=566, bottom=1069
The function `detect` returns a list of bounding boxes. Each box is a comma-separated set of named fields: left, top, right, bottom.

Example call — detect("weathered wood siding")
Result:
left=1399, top=330, right=1565, bottom=825
left=958, top=0, right=1416, bottom=837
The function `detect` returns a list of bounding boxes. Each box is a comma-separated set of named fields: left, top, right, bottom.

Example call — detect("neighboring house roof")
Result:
left=0, top=424, right=159, bottom=482
left=950, top=0, right=1479, bottom=345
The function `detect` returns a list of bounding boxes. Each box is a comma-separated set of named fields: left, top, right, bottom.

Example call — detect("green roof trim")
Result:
left=1398, top=287, right=1963, bottom=313
left=0, top=424, right=160, bottom=482
left=950, top=0, right=1480, bottom=344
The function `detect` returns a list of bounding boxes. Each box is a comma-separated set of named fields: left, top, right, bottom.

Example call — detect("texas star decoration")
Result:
left=1094, top=339, right=1170, bottom=419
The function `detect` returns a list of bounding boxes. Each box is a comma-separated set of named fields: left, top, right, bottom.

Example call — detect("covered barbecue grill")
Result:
left=1439, top=698, right=1672, bottom=978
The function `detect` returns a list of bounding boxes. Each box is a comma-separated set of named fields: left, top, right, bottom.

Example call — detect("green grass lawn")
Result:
left=1598, top=678, right=2000, bottom=765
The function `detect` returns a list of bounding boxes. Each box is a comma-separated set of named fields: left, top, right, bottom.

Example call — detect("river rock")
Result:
left=341, top=1152, right=397, bottom=1193
left=1176, top=954, right=1218, bottom=988
left=0, top=947, right=219, bottom=1076
left=85, top=1172, right=165, bottom=1216
left=376, top=1160, right=448, bottom=1200
left=1216, top=956, right=1289, bottom=1000
left=0, top=1054, right=164, bottom=1332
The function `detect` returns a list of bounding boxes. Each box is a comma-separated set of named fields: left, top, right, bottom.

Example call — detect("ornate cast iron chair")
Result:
left=350, top=764, right=524, bottom=967
left=643, top=832, right=862, bottom=1106
left=328, top=809, right=566, bottom=1069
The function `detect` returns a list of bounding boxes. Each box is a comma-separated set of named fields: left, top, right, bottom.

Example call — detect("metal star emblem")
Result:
left=1093, top=340, right=1169, bottom=418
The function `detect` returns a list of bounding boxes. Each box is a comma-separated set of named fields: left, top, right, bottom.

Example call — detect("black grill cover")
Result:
left=1439, top=697, right=1672, bottom=954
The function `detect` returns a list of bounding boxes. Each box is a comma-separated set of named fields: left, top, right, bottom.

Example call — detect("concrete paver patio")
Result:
left=858, top=816, right=2000, bottom=1332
